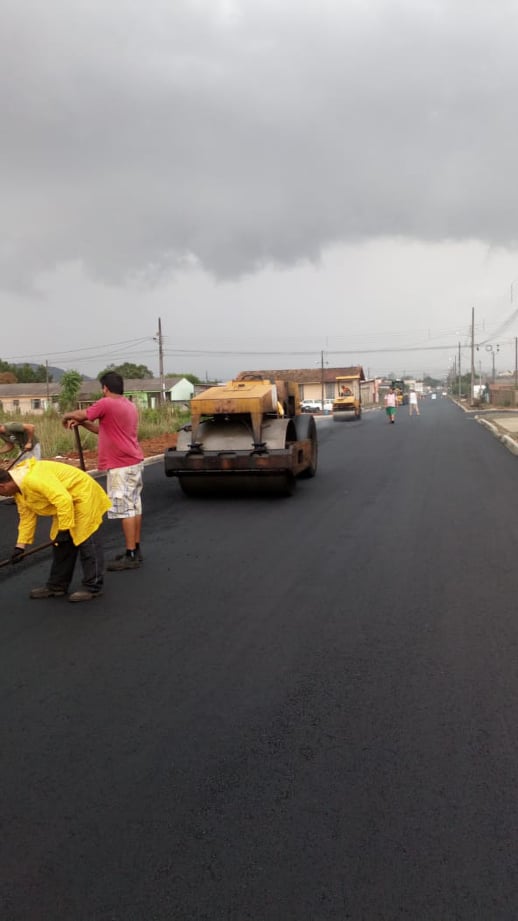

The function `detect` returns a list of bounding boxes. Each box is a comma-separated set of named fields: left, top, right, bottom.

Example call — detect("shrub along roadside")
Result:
left=0, top=407, right=189, bottom=460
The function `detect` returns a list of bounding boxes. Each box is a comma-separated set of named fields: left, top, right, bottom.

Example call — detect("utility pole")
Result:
left=458, top=341, right=461, bottom=399
left=45, top=360, right=50, bottom=408
left=156, top=317, right=165, bottom=406
left=470, top=307, right=475, bottom=405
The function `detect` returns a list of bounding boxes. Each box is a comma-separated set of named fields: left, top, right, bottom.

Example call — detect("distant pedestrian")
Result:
left=384, top=388, right=397, bottom=423
left=0, top=459, right=111, bottom=603
left=0, top=421, right=41, bottom=464
left=62, top=371, right=144, bottom=570
left=409, top=390, right=420, bottom=416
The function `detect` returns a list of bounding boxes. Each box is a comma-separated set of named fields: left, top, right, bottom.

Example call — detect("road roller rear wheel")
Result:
left=294, top=414, right=318, bottom=478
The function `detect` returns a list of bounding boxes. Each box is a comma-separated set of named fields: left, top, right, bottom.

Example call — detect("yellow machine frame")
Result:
left=332, top=374, right=362, bottom=420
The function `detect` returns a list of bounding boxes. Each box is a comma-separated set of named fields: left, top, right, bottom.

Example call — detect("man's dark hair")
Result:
left=0, top=470, right=14, bottom=484
left=99, top=371, right=124, bottom=395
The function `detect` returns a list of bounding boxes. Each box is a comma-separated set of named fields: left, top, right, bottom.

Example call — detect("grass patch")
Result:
left=0, top=406, right=189, bottom=459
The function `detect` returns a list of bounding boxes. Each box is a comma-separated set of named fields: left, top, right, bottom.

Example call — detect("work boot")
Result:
left=68, top=590, right=103, bottom=603
left=106, top=556, right=140, bottom=571
left=30, top=586, right=67, bottom=599
left=114, top=548, right=143, bottom=562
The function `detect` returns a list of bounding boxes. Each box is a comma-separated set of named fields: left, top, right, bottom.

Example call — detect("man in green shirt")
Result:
left=0, top=422, right=41, bottom=465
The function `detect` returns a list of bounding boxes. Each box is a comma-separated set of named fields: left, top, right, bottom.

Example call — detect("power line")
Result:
left=161, top=343, right=478, bottom=358
left=6, top=330, right=518, bottom=372
left=475, top=308, right=518, bottom=346
left=4, top=337, right=153, bottom=363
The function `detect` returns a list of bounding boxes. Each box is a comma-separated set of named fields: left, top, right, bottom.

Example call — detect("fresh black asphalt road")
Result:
left=2, top=398, right=518, bottom=920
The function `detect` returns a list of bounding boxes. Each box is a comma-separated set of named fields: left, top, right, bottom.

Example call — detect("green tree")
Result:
left=0, top=358, right=19, bottom=381
left=35, top=363, right=51, bottom=382
left=0, top=359, right=50, bottom=383
left=451, top=372, right=472, bottom=397
left=14, top=363, right=48, bottom=383
left=423, top=374, right=442, bottom=389
left=98, top=362, right=153, bottom=379
left=59, top=370, right=83, bottom=411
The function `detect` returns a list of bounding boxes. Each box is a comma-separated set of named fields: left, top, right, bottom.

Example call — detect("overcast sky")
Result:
left=3, top=0, right=518, bottom=381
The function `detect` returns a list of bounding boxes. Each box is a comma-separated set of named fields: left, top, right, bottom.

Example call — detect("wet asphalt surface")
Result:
left=2, top=399, right=518, bottom=920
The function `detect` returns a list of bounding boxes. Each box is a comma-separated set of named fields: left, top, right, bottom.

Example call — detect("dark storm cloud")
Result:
left=2, top=0, right=518, bottom=290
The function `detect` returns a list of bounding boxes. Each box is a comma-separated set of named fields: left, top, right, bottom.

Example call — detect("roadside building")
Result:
left=240, top=366, right=375, bottom=408
left=0, top=376, right=194, bottom=415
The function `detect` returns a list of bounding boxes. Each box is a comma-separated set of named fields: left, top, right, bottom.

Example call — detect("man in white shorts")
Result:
left=409, top=389, right=420, bottom=416
left=62, top=371, right=144, bottom=570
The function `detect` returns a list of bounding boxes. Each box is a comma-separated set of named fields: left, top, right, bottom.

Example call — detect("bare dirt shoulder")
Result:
left=55, top=433, right=179, bottom=472
left=0, top=434, right=180, bottom=473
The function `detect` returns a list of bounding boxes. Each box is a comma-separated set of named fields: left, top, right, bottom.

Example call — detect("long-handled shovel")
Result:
left=0, top=446, right=30, bottom=471
left=0, top=541, right=54, bottom=569
left=73, top=426, right=86, bottom=472
left=5, top=448, right=29, bottom=470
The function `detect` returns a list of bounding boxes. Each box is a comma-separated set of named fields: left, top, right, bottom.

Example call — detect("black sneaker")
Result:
left=106, top=557, right=140, bottom=571
left=114, top=549, right=143, bottom=562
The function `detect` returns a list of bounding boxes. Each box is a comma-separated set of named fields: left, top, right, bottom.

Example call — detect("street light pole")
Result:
left=485, top=344, right=500, bottom=384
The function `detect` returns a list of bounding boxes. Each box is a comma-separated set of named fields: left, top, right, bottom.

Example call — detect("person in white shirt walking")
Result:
left=409, top=389, right=420, bottom=416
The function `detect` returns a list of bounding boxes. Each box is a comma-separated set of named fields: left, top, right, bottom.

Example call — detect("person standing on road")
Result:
left=409, top=389, right=420, bottom=416
left=0, top=459, right=111, bottom=603
left=384, top=388, right=397, bottom=423
left=62, top=371, right=144, bottom=571
left=0, top=421, right=41, bottom=464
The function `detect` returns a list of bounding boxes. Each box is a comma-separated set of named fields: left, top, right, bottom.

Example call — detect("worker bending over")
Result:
left=0, top=459, right=111, bottom=603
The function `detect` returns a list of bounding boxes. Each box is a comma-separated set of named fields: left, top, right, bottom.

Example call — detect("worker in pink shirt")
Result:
left=63, top=371, right=144, bottom=570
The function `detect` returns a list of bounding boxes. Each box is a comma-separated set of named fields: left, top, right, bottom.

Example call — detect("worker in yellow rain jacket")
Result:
left=0, top=458, right=111, bottom=603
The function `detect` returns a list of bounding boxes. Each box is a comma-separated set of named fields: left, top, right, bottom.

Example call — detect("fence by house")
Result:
left=488, top=385, right=518, bottom=408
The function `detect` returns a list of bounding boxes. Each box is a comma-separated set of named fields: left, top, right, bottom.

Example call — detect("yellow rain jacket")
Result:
left=12, top=458, right=112, bottom=546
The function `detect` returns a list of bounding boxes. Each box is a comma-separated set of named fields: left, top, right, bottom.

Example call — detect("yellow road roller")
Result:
left=164, top=375, right=318, bottom=496
left=332, top=374, right=362, bottom=421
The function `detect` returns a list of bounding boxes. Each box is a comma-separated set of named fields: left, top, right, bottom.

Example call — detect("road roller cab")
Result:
left=332, top=373, right=363, bottom=420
